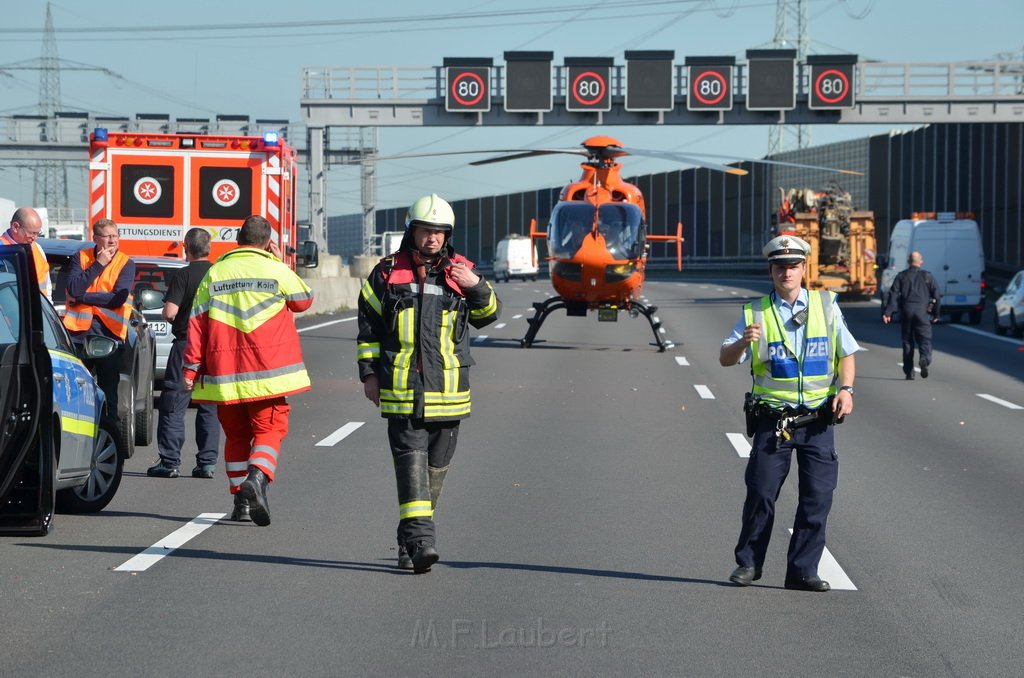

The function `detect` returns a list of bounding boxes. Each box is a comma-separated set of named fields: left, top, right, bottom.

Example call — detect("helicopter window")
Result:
left=547, top=204, right=594, bottom=259
left=598, top=204, right=643, bottom=260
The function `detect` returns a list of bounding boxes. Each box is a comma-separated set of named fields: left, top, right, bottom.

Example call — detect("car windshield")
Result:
left=547, top=202, right=644, bottom=260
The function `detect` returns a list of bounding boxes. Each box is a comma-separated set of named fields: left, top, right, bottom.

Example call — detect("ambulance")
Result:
left=87, top=128, right=317, bottom=270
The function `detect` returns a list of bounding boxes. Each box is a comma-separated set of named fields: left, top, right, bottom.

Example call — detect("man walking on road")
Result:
left=883, top=251, right=940, bottom=380
left=148, top=228, right=221, bottom=481
left=183, top=216, right=314, bottom=525
left=357, top=194, right=501, bottom=573
left=720, top=235, right=859, bottom=592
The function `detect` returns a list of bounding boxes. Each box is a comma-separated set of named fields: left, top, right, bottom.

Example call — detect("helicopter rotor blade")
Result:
left=469, top=150, right=588, bottom=166
left=625, top=148, right=749, bottom=176
left=374, top=148, right=586, bottom=163
left=630, top=147, right=863, bottom=176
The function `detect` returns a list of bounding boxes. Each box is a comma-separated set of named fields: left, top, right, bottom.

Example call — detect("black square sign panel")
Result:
left=746, top=59, right=795, bottom=111
left=120, top=164, right=175, bottom=218
left=199, top=166, right=253, bottom=221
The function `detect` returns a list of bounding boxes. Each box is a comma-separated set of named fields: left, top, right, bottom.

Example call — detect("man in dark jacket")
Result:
left=883, top=251, right=940, bottom=379
left=357, top=193, right=501, bottom=574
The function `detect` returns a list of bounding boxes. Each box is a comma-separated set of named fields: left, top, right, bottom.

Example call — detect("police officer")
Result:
left=882, top=251, right=940, bottom=379
left=357, top=194, right=501, bottom=573
left=719, top=235, right=859, bottom=592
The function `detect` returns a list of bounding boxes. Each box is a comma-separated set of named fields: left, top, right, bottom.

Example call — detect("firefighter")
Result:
left=719, top=235, right=859, bottom=592
left=63, top=218, right=135, bottom=422
left=357, top=194, right=501, bottom=573
left=1, top=207, right=51, bottom=300
left=183, top=215, right=314, bottom=525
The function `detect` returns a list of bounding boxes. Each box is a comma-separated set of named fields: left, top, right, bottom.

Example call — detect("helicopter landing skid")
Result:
left=520, top=297, right=672, bottom=352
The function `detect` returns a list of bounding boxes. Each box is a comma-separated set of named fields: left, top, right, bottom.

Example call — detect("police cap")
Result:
left=763, top=235, right=810, bottom=264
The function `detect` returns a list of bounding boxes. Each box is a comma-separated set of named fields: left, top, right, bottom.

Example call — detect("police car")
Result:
left=0, top=244, right=124, bottom=536
left=994, top=269, right=1024, bottom=338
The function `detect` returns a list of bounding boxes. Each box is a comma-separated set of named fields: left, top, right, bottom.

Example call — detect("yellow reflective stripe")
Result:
left=381, top=402, right=415, bottom=415
left=193, top=369, right=310, bottom=402
left=470, top=284, right=498, bottom=319
left=62, top=413, right=97, bottom=438
left=399, top=500, right=434, bottom=519
left=424, top=390, right=470, bottom=404
left=357, top=342, right=380, bottom=360
left=425, top=402, right=471, bottom=418
left=439, top=309, right=459, bottom=393
left=393, top=307, right=415, bottom=391
left=360, top=279, right=382, bottom=316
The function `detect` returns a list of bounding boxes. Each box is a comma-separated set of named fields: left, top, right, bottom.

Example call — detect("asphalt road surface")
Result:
left=3, top=274, right=1022, bottom=677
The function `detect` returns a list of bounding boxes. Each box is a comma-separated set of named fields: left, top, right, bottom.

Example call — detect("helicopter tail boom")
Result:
left=646, top=222, right=685, bottom=271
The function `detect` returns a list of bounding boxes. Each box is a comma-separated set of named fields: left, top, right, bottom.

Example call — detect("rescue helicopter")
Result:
left=384, top=135, right=860, bottom=352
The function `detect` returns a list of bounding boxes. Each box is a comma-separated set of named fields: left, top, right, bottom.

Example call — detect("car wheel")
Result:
left=1013, top=311, right=1024, bottom=339
left=134, top=366, right=155, bottom=447
left=995, top=314, right=1007, bottom=335
left=968, top=309, right=982, bottom=325
left=56, top=417, right=124, bottom=513
left=118, top=380, right=137, bottom=460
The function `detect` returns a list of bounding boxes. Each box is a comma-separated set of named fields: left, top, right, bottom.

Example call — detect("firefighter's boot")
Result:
left=394, top=451, right=437, bottom=573
left=429, top=465, right=449, bottom=510
left=230, top=493, right=251, bottom=522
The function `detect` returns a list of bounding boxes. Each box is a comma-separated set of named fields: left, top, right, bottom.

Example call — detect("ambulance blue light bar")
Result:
left=93, top=127, right=108, bottom=142
left=263, top=131, right=280, bottom=147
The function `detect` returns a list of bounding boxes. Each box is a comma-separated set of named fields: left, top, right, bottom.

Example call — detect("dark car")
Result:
left=39, top=238, right=158, bottom=459
left=1, top=245, right=125, bottom=535
left=130, top=256, right=190, bottom=382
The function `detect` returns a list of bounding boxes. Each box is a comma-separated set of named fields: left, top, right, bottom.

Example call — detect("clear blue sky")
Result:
left=2, top=0, right=1022, bottom=220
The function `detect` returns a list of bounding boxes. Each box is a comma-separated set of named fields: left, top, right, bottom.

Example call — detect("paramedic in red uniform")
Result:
left=183, top=215, right=314, bottom=525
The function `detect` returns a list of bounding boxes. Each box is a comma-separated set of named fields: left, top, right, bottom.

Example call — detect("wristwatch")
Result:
left=839, top=385, right=855, bottom=396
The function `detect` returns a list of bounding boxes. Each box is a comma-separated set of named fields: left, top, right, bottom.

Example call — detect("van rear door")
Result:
left=943, top=222, right=984, bottom=306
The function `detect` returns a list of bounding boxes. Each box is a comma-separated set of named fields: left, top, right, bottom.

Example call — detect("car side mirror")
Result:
left=135, top=288, right=164, bottom=311
left=297, top=240, right=319, bottom=269
left=80, top=335, right=117, bottom=359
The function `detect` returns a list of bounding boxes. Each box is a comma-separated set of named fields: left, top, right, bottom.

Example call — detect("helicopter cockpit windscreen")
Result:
left=547, top=202, right=644, bottom=260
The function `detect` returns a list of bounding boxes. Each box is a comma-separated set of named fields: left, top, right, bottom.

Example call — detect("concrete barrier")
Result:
left=297, top=254, right=363, bottom=316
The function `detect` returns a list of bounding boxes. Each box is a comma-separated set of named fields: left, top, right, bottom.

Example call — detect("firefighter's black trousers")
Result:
left=388, top=417, right=459, bottom=548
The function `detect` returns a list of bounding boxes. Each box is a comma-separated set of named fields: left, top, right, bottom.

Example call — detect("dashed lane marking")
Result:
left=114, top=513, right=225, bottom=573
left=512, top=314, right=523, bottom=319
left=473, top=335, right=488, bottom=343
left=675, top=356, right=690, bottom=366
left=494, top=323, right=507, bottom=329
left=977, top=393, right=1024, bottom=410
left=298, top=316, right=356, bottom=333
left=694, top=385, right=715, bottom=399
left=726, top=433, right=750, bottom=458
left=316, top=421, right=365, bottom=447
left=787, top=529, right=857, bottom=591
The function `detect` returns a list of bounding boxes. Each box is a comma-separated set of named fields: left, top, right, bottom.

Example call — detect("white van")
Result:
left=493, top=234, right=539, bottom=282
left=880, top=212, right=986, bottom=323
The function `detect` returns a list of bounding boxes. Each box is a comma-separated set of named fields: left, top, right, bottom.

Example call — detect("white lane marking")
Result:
left=726, top=433, right=751, bottom=458
left=114, top=513, right=225, bottom=573
left=897, top=362, right=921, bottom=373
left=694, top=385, right=715, bottom=399
left=675, top=356, right=690, bottom=366
left=316, top=421, right=365, bottom=447
left=473, top=335, right=488, bottom=343
left=716, top=287, right=724, bottom=292
left=298, top=316, right=357, bottom=333
left=494, top=323, right=507, bottom=329
left=977, top=393, right=1024, bottom=410
left=730, top=290, right=738, bottom=295
left=787, top=529, right=857, bottom=591
left=951, top=324, right=1024, bottom=345
left=512, top=314, right=523, bottom=319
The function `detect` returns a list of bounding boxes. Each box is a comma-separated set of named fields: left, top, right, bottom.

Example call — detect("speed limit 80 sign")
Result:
left=565, top=58, right=612, bottom=112
left=687, top=65, right=733, bottom=111
left=445, top=66, right=491, bottom=112
left=808, top=59, right=855, bottom=109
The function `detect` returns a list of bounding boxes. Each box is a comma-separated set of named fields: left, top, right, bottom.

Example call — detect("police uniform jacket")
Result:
left=357, top=249, right=501, bottom=421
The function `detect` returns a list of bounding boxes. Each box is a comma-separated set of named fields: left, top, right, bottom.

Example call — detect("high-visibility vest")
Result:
left=62, top=249, right=132, bottom=340
left=0, top=230, right=52, bottom=300
left=743, top=290, right=839, bottom=410
left=186, top=247, right=313, bottom=404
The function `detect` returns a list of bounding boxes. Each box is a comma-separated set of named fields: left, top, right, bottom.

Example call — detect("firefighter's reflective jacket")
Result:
left=183, top=247, right=314, bottom=404
left=357, top=250, right=501, bottom=420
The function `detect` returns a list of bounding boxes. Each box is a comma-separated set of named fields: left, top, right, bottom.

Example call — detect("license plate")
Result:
left=150, top=321, right=170, bottom=336
left=597, top=307, right=618, bottom=322
left=954, top=295, right=966, bottom=303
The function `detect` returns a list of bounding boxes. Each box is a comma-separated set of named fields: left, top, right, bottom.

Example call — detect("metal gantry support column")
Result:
left=307, top=125, right=327, bottom=253
left=360, top=127, right=378, bottom=256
